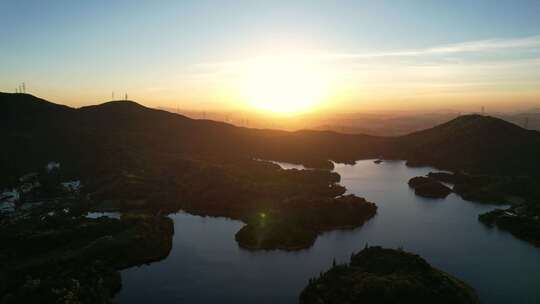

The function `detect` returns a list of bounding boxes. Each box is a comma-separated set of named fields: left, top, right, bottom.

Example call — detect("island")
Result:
left=426, top=171, right=540, bottom=246
left=82, top=158, right=378, bottom=251
left=479, top=206, right=540, bottom=247
left=408, top=176, right=452, bottom=199
left=427, top=172, right=509, bottom=204
left=235, top=194, right=377, bottom=250
left=300, top=246, right=480, bottom=304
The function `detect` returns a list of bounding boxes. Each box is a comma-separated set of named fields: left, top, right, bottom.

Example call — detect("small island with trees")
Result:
left=300, top=246, right=480, bottom=304
left=408, top=176, right=452, bottom=199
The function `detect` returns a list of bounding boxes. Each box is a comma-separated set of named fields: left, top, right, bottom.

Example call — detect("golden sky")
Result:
left=2, top=1, right=540, bottom=114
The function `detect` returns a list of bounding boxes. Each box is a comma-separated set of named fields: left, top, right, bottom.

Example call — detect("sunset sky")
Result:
left=2, top=0, right=540, bottom=113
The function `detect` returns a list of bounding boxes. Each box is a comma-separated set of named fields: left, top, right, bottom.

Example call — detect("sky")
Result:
left=1, top=0, right=540, bottom=113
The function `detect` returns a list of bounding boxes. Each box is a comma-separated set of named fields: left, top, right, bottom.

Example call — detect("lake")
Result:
left=117, top=160, right=540, bottom=303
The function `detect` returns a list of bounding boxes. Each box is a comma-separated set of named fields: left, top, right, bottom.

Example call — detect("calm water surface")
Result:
left=117, top=160, right=540, bottom=303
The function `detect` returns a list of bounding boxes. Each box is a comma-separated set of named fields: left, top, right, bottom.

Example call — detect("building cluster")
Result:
left=0, top=161, right=81, bottom=215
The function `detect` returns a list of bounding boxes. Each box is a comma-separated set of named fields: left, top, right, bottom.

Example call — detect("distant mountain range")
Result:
left=2, top=92, right=540, bottom=186
left=158, top=107, right=540, bottom=136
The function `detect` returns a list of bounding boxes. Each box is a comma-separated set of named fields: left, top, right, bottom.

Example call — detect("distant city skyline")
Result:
left=2, top=0, right=540, bottom=113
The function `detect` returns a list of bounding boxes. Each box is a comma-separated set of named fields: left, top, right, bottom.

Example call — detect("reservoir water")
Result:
left=117, top=160, right=540, bottom=303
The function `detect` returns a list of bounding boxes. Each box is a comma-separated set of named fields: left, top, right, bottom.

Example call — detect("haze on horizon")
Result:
left=2, top=0, right=540, bottom=114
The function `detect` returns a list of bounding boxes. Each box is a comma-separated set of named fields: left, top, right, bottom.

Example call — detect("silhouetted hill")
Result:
left=0, top=93, right=74, bottom=130
left=394, top=115, right=540, bottom=174
left=2, top=93, right=540, bottom=186
left=0, top=92, right=71, bottom=114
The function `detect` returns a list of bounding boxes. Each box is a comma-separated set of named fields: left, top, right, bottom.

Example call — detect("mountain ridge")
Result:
left=2, top=92, right=540, bottom=184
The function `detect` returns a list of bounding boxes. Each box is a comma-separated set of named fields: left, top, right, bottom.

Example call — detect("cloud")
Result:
left=192, top=35, right=540, bottom=74
left=317, top=35, right=540, bottom=60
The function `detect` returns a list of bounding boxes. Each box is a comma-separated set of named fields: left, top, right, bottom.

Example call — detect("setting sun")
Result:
left=240, top=53, right=330, bottom=114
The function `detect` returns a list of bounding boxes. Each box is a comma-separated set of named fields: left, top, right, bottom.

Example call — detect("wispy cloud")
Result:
left=318, top=35, right=540, bottom=60
left=191, top=35, right=540, bottom=76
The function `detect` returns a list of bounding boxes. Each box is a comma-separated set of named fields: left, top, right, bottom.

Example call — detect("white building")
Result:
left=1, top=189, right=20, bottom=203
left=61, top=180, right=81, bottom=192
left=46, top=161, right=60, bottom=172
left=0, top=189, right=19, bottom=214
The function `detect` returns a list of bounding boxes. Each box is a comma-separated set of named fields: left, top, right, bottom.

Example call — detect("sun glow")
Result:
left=241, top=53, right=331, bottom=114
